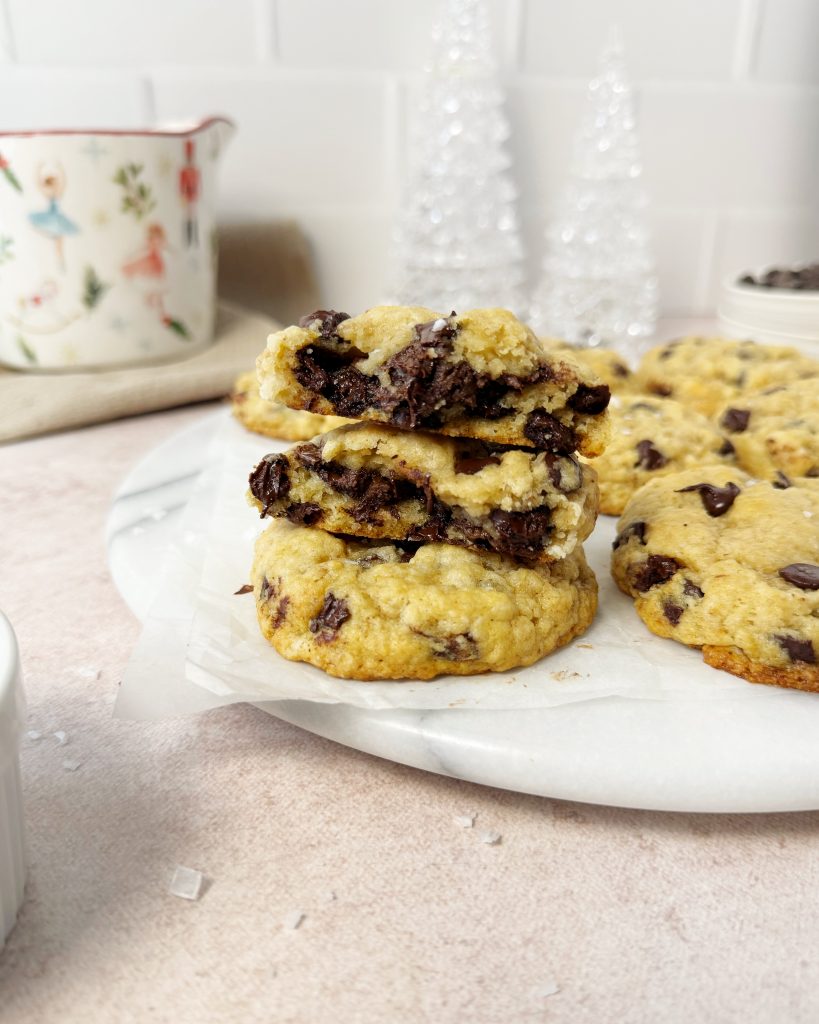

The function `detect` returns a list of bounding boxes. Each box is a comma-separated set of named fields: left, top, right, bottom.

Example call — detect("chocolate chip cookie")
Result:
left=717, top=379, right=819, bottom=483
left=248, top=422, right=599, bottom=563
left=257, top=307, right=611, bottom=456
left=611, top=465, right=819, bottom=691
left=588, top=396, right=734, bottom=516
left=541, top=339, right=635, bottom=395
left=634, top=336, right=819, bottom=417
left=252, top=521, right=598, bottom=680
left=231, top=371, right=350, bottom=442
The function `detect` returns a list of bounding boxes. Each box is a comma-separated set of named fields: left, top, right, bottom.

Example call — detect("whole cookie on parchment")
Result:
left=251, top=521, right=598, bottom=680
left=611, top=465, right=819, bottom=692
left=716, top=379, right=819, bottom=484
left=633, top=336, right=819, bottom=417
left=588, top=395, right=734, bottom=516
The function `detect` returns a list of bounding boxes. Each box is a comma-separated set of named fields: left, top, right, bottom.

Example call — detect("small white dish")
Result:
left=0, top=611, right=26, bottom=946
left=718, top=272, right=819, bottom=358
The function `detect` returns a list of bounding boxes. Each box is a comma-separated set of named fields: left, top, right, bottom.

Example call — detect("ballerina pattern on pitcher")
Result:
left=28, top=163, right=79, bottom=271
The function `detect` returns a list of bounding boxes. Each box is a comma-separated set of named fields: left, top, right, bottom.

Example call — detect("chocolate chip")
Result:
left=431, top=632, right=479, bottom=662
left=330, top=366, right=380, bottom=417
left=612, top=521, right=647, bottom=550
left=454, top=454, right=501, bottom=474
left=309, top=592, right=351, bottom=643
left=634, top=439, right=668, bottom=471
left=663, top=601, right=684, bottom=625
left=568, top=383, right=611, bottom=414
left=632, top=555, right=680, bottom=592
left=776, top=635, right=816, bottom=664
left=773, top=471, right=792, bottom=489
left=298, top=309, right=350, bottom=337
left=270, top=596, right=290, bottom=629
left=294, top=346, right=376, bottom=415
left=682, top=579, right=704, bottom=599
left=489, top=507, right=554, bottom=558
left=648, top=383, right=673, bottom=397
left=523, top=409, right=577, bottom=454
left=414, top=313, right=458, bottom=346
left=260, top=576, right=279, bottom=603
left=233, top=584, right=253, bottom=595
left=721, top=408, right=751, bottom=433
left=249, top=454, right=290, bottom=515
left=613, top=361, right=630, bottom=378
left=286, top=502, right=323, bottom=526
left=658, top=342, right=681, bottom=361
left=676, top=481, right=741, bottom=517
left=779, top=563, right=819, bottom=591
left=718, top=438, right=735, bottom=457
left=408, top=498, right=452, bottom=544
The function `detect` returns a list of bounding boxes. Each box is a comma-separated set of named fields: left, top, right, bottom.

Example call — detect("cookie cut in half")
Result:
left=252, top=521, right=598, bottom=680
left=611, top=465, right=819, bottom=692
left=587, top=395, right=735, bottom=516
left=256, top=306, right=611, bottom=456
left=248, top=422, right=599, bottom=563
left=540, top=338, right=635, bottom=395
left=716, top=379, right=819, bottom=484
left=634, top=336, right=819, bottom=417
left=231, top=370, right=350, bottom=442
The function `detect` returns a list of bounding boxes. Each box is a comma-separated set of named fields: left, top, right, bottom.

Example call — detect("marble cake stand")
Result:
left=107, top=413, right=819, bottom=813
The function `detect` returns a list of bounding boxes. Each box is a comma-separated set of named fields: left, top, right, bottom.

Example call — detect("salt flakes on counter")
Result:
left=26, top=730, right=42, bottom=741
left=533, top=979, right=560, bottom=999
left=478, top=830, right=502, bottom=846
left=321, top=890, right=337, bottom=905
left=62, top=758, right=83, bottom=772
left=76, top=666, right=101, bottom=680
left=283, top=910, right=305, bottom=931
left=53, top=730, right=68, bottom=746
left=453, top=813, right=476, bottom=828
left=169, top=865, right=205, bottom=901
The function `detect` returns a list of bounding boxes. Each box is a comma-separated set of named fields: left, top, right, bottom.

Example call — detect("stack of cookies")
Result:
left=246, top=305, right=612, bottom=680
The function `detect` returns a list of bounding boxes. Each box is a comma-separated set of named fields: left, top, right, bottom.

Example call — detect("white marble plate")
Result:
left=107, top=412, right=819, bottom=813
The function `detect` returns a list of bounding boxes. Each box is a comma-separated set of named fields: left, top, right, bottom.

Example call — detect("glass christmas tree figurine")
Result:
left=530, top=28, right=658, bottom=348
left=386, top=0, right=526, bottom=315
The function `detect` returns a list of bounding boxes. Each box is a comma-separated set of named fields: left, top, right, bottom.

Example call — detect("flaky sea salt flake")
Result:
left=533, top=979, right=560, bottom=999
left=77, top=666, right=101, bottom=679
left=26, top=730, right=42, bottom=741
left=283, top=910, right=305, bottom=931
left=321, top=890, right=337, bottom=904
left=453, top=813, right=476, bottom=828
left=169, top=865, right=205, bottom=901
left=62, top=758, right=83, bottom=772
left=478, top=830, right=502, bottom=845
left=53, top=730, right=68, bottom=746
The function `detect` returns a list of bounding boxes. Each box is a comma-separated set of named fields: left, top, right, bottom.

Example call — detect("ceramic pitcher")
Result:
left=0, top=116, right=234, bottom=370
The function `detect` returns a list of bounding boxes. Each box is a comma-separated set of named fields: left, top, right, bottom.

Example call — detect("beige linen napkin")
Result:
left=0, top=220, right=320, bottom=444
left=0, top=302, right=278, bottom=444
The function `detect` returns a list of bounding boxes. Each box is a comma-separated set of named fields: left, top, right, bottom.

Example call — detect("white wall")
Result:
left=0, top=0, right=816, bottom=316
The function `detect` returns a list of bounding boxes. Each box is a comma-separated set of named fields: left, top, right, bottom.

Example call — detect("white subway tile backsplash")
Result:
left=8, top=0, right=260, bottom=66
left=640, top=86, right=819, bottom=207
left=152, top=72, right=388, bottom=209
left=276, top=0, right=517, bottom=71
left=0, top=69, right=148, bottom=130
left=707, top=209, right=818, bottom=307
left=521, top=0, right=743, bottom=81
left=754, top=0, right=819, bottom=84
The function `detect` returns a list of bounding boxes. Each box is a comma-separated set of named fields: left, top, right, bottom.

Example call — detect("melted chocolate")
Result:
left=298, top=309, right=351, bottom=337
left=634, top=439, right=668, bottom=471
left=249, top=454, right=290, bottom=515
left=632, top=555, right=680, bottom=592
left=778, top=563, right=819, bottom=591
left=663, top=601, right=684, bottom=625
left=523, top=409, right=577, bottom=454
left=568, top=383, right=611, bottom=414
left=233, top=584, right=253, bottom=595
left=682, top=579, right=704, bottom=599
left=309, top=593, right=351, bottom=643
left=721, top=408, right=751, bottom=433
left=270, top=596, right=290, bottom=629
left=676, top=481, right=741, bottom=517
left=285, top=502, right=323, bottom=526
left=612, top=521, right=647, bottom=550
left=776, top=635, right=816, bottom=664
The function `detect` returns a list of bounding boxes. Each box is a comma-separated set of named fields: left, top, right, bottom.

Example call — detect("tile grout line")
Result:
left=732, top=0, right=764, bottom=81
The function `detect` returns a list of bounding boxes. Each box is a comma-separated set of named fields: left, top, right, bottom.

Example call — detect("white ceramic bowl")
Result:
left=0, top=612, right=26, bottom=946
left=718, top=273, right=819, bottom=358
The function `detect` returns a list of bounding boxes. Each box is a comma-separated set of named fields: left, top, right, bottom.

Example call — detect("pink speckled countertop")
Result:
left=1, top=405, right=818, bottom=1024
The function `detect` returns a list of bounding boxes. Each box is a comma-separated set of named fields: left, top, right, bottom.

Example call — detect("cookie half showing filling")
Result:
left=611, top=465, right=819, bottom=693
left=248, top=423, right=599, bottom=563
left=251, top=521, right=598, bottom=680
left=231, top=370, right=351, bottom=442
left=256, top=306, right=611, bottom=457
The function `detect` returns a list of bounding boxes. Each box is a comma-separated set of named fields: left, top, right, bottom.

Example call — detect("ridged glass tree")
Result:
left=386, top=0, right=526, bottom=315
left=530, top=29, right=658, bottom=348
